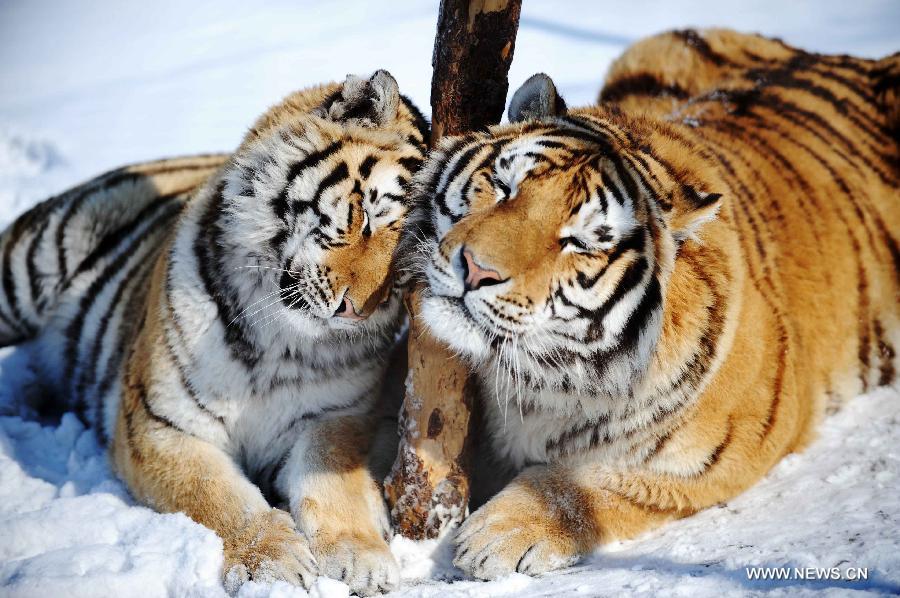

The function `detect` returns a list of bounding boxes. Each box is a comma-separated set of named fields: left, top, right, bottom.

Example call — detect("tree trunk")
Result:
left=431, top=0, right=523, bottom=141
left=384, top=0, right=522, bottom=540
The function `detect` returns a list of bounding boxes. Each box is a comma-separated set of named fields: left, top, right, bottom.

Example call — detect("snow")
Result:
left=0, top=1, right=898, bottom=596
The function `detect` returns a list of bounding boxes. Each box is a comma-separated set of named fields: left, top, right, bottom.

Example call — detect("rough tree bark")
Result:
left=383, top=0, right=522, bottom=540
left=428, top=0, right=523, bottom=143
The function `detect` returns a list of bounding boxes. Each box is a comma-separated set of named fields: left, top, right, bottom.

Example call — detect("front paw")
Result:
left=223, top=509, right=317, bottom=594
left=312, top=532, right=399, bottom=596
left=453, top=491, right=580, bottom=580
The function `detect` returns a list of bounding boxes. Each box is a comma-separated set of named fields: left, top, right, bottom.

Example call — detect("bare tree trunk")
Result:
left=384, top=0, right=522, bottom=540
left=431, top=0, right=523, bottom=141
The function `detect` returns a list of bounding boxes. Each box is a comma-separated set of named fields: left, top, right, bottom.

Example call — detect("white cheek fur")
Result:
left=420, top=296, right=491, bottom=362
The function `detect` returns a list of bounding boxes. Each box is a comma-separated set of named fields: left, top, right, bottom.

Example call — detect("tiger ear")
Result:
left=670, top=189, right=723, bottom=244
left=508, top=73, right=568, bottom=122
left=323, top=69, right=400, bottom=127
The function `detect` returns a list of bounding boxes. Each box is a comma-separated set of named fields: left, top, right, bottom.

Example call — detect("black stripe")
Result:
left=460, top=143, right=506, bottom=211
left=399, top=93, right=431, bottom=144
left=815, top=63, right=877, bottom=103
left=194, top=183, right=261, bottom=369
left=649, top=249, right=728, bottom=403
left=874, top=319, right=897, bottom=387
left=54, top=162, right=215, bottom=281
left=741, top=113, right=897, bottom=281
left=748, top=56, right=892, bottom=142
left=702, top=418, right=734, bottom=471
left=24, top=216, right=52, bottom=314
left=585, top=254, right=650, bottom=342
left=598, top=167, right=625, bottom=209
left=546, top=413, right=611, bottom=456
left=758, top=92, right=894, bottom=184
left=614, top=274, right=662, bottom=356
left=358, top=155, right=378, bottom=178
left=398, top=155, right=423, bottom=175
left=1, top=226, right=35, bottom=336
left=724, top=107, right=890, bottom=290
left=74, top=190, right=187, bottom=279
left=673, top=29, right=730, bottom=66
left=602, top=73, right=689, bottom=103
left=77, top=246, right=157, bottom=417
left=0, top=197, right=58, bottom=336
left=575, top=228, right=644, bottom=289
left=773, top=71, right=892, bottom=149
left=610, top=152, right=647, bottom=208
left=92, top=261, right=157, bottom=446
left=545, top=125, right=616, bottom=154
left=685, top=125, right=777, bottom=283
left=162, top=329, right=227, bottom=425
left=299, top=161, right=350, bottom=220
left=94, top=302, right=149, bottom=444
left=760, top=331, right=790, bottom=439
left=132, top=379, right=190, bottom=435
left=273, top=141, right=342, bottom=221
left=64, top=200, right=181, bottom=415
left=434, top=144, right=482, bottom=219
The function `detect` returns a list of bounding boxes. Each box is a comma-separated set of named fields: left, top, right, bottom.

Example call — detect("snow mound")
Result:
left=5, top=360, right=896, bottom=597
left=0, top=129, right=71, bottom=229
left=0, top=128, right=64, bottom=178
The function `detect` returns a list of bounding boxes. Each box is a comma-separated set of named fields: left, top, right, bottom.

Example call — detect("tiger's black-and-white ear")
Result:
left=508, top=73, right=568, bottom=122
left=671, top=190, right=724, bottom=244
left=323, top=69, right=400, bottom=127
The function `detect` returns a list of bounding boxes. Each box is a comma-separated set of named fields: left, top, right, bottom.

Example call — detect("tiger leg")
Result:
left=277, top=415, right=399, bottom=596
left=111, top=383, right=317, bottom=592
left=453, top=416, right=786, bottom=580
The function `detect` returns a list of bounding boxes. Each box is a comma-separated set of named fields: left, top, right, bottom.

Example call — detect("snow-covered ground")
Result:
left=0, top=1, right=898, bottom=596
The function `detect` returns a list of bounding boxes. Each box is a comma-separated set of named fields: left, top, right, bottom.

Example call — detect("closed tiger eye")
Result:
left=559, top=236, right=588, bottom=251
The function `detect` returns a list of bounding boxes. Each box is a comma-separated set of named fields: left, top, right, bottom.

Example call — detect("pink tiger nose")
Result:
left=334, top=294, right=366, bottom=320
left=462, top=248, right=504, bottom=292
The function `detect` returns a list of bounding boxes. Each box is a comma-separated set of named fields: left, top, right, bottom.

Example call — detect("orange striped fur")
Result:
left=409, top=29, right=899, bottom=579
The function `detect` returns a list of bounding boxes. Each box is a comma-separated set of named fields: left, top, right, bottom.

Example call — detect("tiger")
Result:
left=408, top=29, right=899, bottom=579
left=0, top=70, right=427, bottom=595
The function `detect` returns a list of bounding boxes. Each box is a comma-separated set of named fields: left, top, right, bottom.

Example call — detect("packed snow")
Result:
left=0, top=1, right=898, bottom=596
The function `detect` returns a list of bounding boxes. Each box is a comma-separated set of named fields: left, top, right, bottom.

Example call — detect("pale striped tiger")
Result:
left=0, top=70, right=427, bottom=595
left=408, top=30, right=899, bottom=579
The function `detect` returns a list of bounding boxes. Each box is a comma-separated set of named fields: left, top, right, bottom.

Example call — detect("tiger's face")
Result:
left=215, top=71, right=426, bottom=338
left=413, top=74, right=721, bottom=397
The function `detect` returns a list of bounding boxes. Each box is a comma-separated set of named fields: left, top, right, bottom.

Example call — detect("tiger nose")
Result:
left=333, top=294, right=366, bottom=320
left=461, top=247, right=504, bottom=292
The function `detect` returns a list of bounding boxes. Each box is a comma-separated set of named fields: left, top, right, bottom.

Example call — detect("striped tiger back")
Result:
left=408, top=29, right=899, bottom=580
left=600, top=29, right=899, bottom=407
left=0, top=155, right=225, bottom=346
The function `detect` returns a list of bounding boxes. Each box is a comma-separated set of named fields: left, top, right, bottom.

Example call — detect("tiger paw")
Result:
left=311, top=532, right=399, bottom=596
left=222, top=508, right=317, bottom=594
left=453, top=490, right=580, bottom=580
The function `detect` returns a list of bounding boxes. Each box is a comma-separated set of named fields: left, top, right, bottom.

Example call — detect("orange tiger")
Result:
left=408, top=29, right=899, bottom=578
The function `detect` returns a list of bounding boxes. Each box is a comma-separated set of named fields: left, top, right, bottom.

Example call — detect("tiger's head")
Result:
left=210, top=70, right=427, bottom=339
left=411, top=74, right=723, bottom=398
